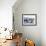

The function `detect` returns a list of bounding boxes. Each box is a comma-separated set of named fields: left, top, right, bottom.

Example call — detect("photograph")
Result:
left=22, top=14, right=37, bottom=26
left=0, top=0, right=45, bottom=46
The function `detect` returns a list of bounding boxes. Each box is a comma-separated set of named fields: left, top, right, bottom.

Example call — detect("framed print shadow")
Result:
left=22, top=14, right=37, bottom=26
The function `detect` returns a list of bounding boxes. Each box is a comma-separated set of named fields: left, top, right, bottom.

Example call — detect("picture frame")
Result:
left=22, top=14, right=37, bottom=26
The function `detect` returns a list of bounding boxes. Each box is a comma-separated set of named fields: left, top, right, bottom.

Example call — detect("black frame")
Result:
left=22, top=14, right=37, bottom=26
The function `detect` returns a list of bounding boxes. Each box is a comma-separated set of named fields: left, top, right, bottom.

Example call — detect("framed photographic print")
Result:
left=22, top=14, right=37, bottom=26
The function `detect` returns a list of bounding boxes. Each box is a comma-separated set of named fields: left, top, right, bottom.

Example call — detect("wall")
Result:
left=0, top=0, right=16, bottom=30
left=41, top=0, right=46, bottom=46
left=13, top=0, right=41, bottom=46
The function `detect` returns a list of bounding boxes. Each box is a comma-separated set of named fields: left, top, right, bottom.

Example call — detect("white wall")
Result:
left=41, top=0, right=46, bottom=46
left=0, top=0, right=16, bottom=30
left=13, top=0, right=41, bottom=46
